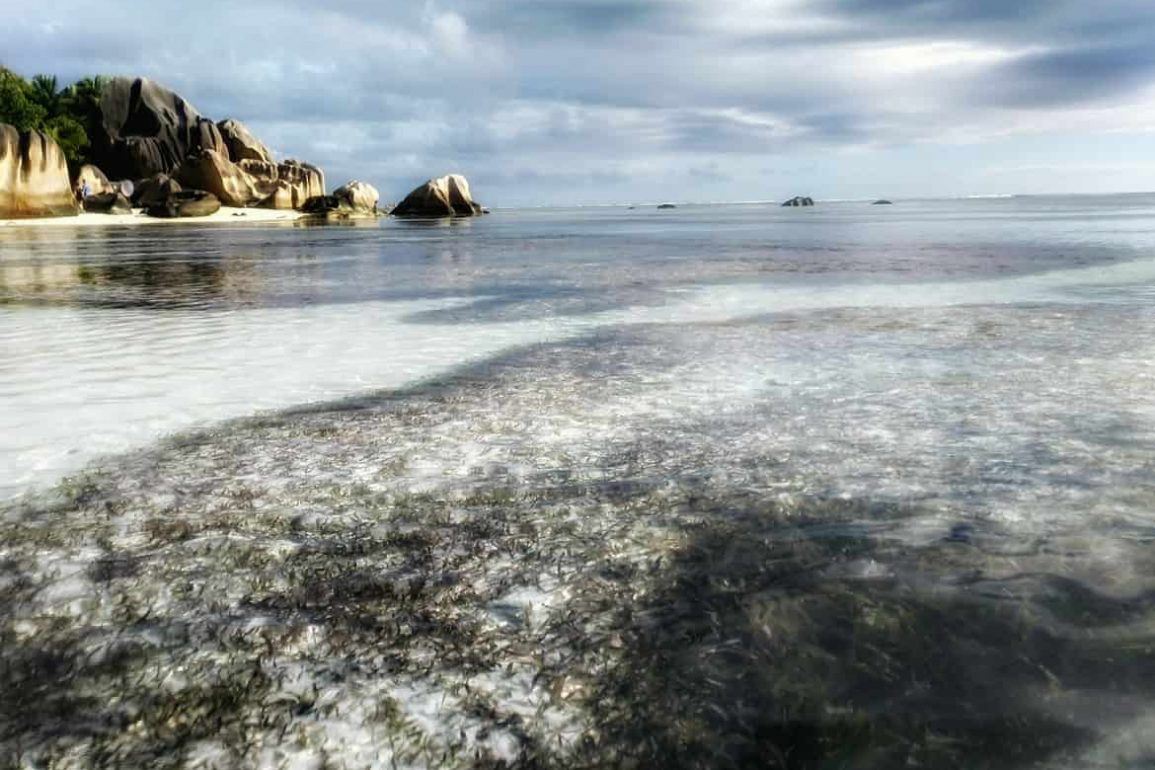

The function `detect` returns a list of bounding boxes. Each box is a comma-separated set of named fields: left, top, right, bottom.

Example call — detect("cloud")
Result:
left=2, top=0, right=1155, bottom=202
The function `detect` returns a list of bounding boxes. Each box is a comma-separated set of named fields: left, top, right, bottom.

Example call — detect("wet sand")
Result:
left=0, top=207, right=302, bottom=228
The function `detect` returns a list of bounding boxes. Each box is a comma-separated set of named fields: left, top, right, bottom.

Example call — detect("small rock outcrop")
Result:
left=94, top=77, right=228, bottom=180
left=240, top=159, right=325, bottom=210
left=300, top=195, right=348, bottom=215
left=781, top=196, right=815, bottom=207
left=0, top=124, right=78, bottom=218
left=333, top=180, right=380, bottom=212
left=657, top=203, right=677, bottom=209
left=175, top=149, right=263, bottom=208
left=217, top=119, right=273, bottom=164
left=392, top=174, right=483, bottom=218
left=873, top=199, right=894, bottom=205
left=82, top=191, right=133, bottom=214
left=75, top=164, right=113, bottom=197
left=145, top=189, right=221, bottom=219
left=132, top=174, right=182, bottom=208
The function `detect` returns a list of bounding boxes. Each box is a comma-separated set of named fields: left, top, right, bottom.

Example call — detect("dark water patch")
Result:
left=572, top=511, right=1155, bottom=769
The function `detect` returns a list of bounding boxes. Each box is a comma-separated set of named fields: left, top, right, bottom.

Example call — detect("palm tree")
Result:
left=30, top=74, right=61, bottom=116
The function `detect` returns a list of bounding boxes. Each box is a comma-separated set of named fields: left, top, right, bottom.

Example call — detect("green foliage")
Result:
left=0, top=66, right=106, bottom=169
left=44, top=114, right=89, bottom=162
left=30, top=74, right=61, bottom=115
left=0, top=67, right=47, bottom=131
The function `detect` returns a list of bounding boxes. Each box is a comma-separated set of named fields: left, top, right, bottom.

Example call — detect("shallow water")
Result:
left=1, top=197, right=1154, bottom=767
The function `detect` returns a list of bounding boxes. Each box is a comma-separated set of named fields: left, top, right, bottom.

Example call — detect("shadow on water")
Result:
left=4, top=486, right=1153, bottom=767
left=579, top=507, right=1155, bottom=769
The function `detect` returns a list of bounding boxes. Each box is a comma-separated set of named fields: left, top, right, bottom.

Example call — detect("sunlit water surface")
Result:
left=2, top=197, right=1154, bottom=767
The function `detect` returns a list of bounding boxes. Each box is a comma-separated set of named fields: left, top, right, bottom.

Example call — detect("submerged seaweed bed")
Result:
left=3, top=303, right=1155, bottom=769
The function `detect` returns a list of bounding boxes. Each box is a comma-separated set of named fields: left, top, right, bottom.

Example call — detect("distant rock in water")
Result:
left=392, top=174, right=483, bottom=218
left=83, top=191, right=133, bottom=214
left=873, top=199, right=894, bottom=205
left=145, top=189, right=221, bottom=218
left=657, top=203, right=677, bottom=209
left=0, top=124, right=77, bottom=218
left=781, top=196, right=814, bottom=207
left=334, top=180, right=380, bottom=213
left=217, top=119, right=273, bottom=164
left=132, top=174, right=182, bottom=208
left=94, top=77, right=229, bottom=180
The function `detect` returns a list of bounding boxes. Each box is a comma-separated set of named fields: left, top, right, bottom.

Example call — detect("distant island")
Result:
left=0, top=68, right=485, bottom=222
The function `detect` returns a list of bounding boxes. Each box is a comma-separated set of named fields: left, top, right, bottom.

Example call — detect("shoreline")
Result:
left=0, top=207, right=303, bottom=229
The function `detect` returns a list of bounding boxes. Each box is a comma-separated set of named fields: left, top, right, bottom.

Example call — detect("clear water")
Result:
left=2, top=197, right=1154, bottom=767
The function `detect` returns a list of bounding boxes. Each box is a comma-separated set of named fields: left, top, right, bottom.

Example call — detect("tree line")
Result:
left=0, top=66, right=107, bottom=171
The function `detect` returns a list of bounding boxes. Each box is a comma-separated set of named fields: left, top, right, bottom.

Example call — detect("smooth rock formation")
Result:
left=781, top=196, right=815, bottom=207
left=145, top=189, right=221, bottom=219
left=873, top=199, right=894, bottom=205
left=132, top=174, right=182, bottom=208
left=333, top=180, right=380, bottom=212
left=94, top=77, right=228, bottom=180
left=657, top=203, right=677, bottom=209
left=0, top=124, right=78, bottom=218
left=217, top=119, right=273, bottom=164
left=445, top=174, right=481, bottom=216
left=91, top=78, right=329, bottom=211
left=299, top=193, right=381, bottom=221
left=175, top=149, right=263, bottom=208
left=240, top=159, right=325, bottom=210
left=392, top=174, right=483, bottom=218
left=83, top=191, right=133, bottom=214
left=75, top=164, right=113, bottom=196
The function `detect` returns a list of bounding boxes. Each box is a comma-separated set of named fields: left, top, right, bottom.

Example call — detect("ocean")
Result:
left=1, top=196, right=1153, bottom=767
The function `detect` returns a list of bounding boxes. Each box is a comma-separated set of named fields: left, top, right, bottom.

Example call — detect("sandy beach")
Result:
left=0, top=207, right=303, bottom=228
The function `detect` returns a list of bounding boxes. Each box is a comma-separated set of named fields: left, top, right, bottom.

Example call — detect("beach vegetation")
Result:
left=0, top=66, right=106, bottom=169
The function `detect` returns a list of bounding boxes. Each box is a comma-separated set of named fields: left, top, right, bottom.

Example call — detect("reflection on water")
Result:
left=2, top=197, right=1155, bottom=766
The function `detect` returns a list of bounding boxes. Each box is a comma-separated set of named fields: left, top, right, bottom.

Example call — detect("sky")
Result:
left=4, top=0, right=1155, bottom=206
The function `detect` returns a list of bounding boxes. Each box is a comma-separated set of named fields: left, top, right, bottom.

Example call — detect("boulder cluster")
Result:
left=0, top=124, right=78, bottom=218
left=781, top=196, right=815, bottom=207
left=2, top=76, right=487, bottom=221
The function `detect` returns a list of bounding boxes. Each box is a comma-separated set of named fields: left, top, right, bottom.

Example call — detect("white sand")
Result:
left=0, top=207, right=303, bottom=228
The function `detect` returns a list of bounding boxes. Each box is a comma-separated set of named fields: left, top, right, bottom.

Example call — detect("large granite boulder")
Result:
left=83, top=191, right=133, bottom=215
left=217, top=119, right=273, bottom=164
left=93, top=77, right=228, bottom=180
left=240, top=159, right=325, bottom=210
left=445, top=174, right=481, bottom=216
left=175, top=149, right=263, bottom=208
left=132, top=174, right=182, bottom=208
left=781, top=196, right=815, bottom=207
left=75, top=164, right=113, bottom=197
left=333, top=180, right=379, bottom=212
left=392, top=174, right=482, bottom=218
left=145, top=189, right=221, bottom=219
left=0, top=124, right=78, bottom=218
